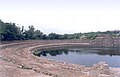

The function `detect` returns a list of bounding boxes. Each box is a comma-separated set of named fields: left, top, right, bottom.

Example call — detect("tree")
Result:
left=34, top=30, right=43, bottom=39
left=48, top=33, right=61, bottom=39
left=1, top=22, right=22, bottom=41
left=24, top=25, right=35, bottom=40
left=1, top=19, right=119, bottom=41
left=0, top=20, right=4, bottom=41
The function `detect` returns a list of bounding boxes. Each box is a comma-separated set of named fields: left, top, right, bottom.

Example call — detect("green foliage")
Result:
left=0, top=20, right=4, bottom=40
left=48, top=33, right=60, bottom=39
left=84, top=32, right=97, bottom=40
left=0, top=22, right=22, bottom=41
left=0, top=20, right=44, bottom=41
left=0, top=19, right=120, bottom=41
left=24, top=25, right=35, bottom=40
left=23, top=25, right=46, bottom=40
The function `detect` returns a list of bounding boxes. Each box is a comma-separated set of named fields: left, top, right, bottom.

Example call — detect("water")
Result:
left=36, top=47, right=120, bottom=67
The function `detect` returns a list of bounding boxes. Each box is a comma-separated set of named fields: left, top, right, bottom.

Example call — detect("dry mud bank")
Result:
left=0, top=40, right=120, bottom=77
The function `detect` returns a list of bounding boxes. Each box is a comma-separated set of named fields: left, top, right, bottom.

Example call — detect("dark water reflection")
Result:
left=36, top=47, right=120, bottom=67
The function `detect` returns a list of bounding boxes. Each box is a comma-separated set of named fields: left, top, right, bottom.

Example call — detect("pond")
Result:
left=35, top=47, right=120, bottom=67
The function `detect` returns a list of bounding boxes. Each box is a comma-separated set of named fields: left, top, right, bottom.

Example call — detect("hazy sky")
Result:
left=0, top=0, right=120, bottom=34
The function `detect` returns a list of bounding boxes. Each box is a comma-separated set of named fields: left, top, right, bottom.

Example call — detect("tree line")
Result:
left=0, top=20, right=120, bottom=41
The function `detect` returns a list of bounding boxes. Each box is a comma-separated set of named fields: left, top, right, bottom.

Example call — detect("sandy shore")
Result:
left=0, top=40, right=120, bottom=77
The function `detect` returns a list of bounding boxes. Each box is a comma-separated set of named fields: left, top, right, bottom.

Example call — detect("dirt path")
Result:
left=0, top=40, right=120, bottom=77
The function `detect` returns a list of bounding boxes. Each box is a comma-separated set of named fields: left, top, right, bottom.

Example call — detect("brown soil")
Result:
left=0, top=40, right=120, bottom=77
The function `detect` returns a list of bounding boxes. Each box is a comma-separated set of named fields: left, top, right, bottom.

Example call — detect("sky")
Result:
left=0, top=0, right=120, bottom=34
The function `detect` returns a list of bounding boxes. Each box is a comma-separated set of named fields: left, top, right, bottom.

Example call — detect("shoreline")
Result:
left=0, top=40, right=120, bottom=77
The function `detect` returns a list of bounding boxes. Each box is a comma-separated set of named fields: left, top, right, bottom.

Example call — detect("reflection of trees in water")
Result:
left=94, top=48, right=120, bottom=56
left=36, top=48, right=120, bottom=57
left=39, top=49, right=69, bottom=56
left=73, top=48, right=120, bottom=56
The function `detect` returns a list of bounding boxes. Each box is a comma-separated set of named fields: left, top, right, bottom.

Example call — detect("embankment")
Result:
left=0, top=40, right=120, bottom=77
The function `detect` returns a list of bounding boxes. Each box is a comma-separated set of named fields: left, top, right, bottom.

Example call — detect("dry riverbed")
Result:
left=0, top=40, right=120, bottom=77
